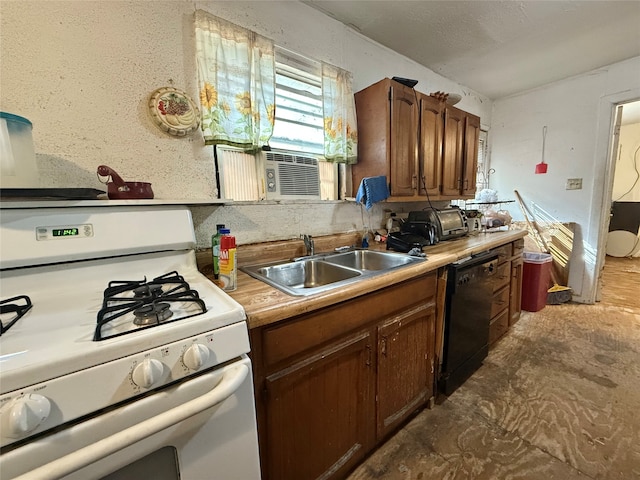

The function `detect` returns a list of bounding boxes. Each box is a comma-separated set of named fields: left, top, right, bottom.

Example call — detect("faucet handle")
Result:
left=300, top=234, right=314, bottom=255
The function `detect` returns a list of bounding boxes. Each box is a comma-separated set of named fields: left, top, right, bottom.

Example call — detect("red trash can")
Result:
left=521, top=252, right=553, bottom=312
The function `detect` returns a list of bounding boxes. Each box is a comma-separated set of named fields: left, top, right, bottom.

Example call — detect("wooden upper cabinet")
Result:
left=352, top=78, right=418, bottom=198
left=462, top=113, right=480, bottom=197
left=353, top=78, right=480, bottom=201
left=441, top=106, right=481, bottom=199
left=418, top=93, right=443, bottom=196
left=389, top=84, right=419, bottom=196
left=441, top=105, right=466, bottom=196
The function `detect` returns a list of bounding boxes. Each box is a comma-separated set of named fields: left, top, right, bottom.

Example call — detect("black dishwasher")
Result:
left=439, top=251, right=498, bottom=396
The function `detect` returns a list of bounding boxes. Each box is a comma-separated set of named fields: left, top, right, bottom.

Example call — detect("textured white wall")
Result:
left=0, top=1, right=490, bottom=248
left=489, top=56, right=640, bottom=302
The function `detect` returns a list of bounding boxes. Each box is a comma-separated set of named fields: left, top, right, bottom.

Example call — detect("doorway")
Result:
left=607, top=100, right=640, bottom=257
left=594, top=98, right=640, bottom=302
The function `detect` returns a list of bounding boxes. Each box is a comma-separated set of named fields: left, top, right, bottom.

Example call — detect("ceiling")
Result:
left=303, top=0, right=640, bottom=100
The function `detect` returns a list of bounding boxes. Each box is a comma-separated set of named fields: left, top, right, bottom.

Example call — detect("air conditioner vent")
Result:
left=278, top=163, right=320, bottom=196
left=266, top=152, right=318, bottom=167
left=264, top=151, right=321, bottom=199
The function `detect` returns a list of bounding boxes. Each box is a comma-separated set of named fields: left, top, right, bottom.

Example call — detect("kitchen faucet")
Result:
left=302, top=234, right=314, bottom=256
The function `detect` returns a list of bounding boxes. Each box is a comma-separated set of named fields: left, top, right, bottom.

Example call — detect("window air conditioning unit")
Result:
left=216, top=147, right=335, bottom=201
left=261, top=151, right=321, bottom=200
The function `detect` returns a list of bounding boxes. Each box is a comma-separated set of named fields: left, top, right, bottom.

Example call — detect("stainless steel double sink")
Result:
left=241, top=250, right=426, bottom=296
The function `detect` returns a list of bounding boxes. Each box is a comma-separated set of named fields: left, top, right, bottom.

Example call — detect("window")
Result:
left=476, top=130, right=490, bottom=192
left=214, top=47, right=345, bottom=202
left=270, top=48, right=324, bottom=155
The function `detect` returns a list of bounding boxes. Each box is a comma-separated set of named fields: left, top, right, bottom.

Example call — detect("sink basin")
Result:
left=258, top=260, right=360, bottom=288
left=242, top=249, right=425, bottom=297
left=243, top=259, right=362, bottom=296
left=322, top=250, right=419, bottom=271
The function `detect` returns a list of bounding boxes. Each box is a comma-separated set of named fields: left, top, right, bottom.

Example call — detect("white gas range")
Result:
left=0, top=205, right=261, bottom=480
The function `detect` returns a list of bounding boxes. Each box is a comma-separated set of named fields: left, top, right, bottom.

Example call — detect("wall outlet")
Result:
left=566, top=178, right=583, bottom=190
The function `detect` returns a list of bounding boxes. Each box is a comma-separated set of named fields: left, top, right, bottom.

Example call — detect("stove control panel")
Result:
left=0, top=393, right=51, bottom=438
left=182, top=343, right=211, bottom=371
left=131, top=358, right=166, bottom=389
left=35, top=224, right=94, bottom=241
left=0, top=321, right=250, bottom=448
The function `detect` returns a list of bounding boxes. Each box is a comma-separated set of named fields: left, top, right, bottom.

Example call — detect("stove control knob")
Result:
left=182, top=344, right=210, bottom=371
left=132, top=358, right=165, bottom=389
left=1, top=393, right=51, bottom=438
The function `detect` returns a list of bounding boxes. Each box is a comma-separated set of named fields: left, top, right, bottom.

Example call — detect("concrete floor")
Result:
left=348, top=256, right=640, bottom=480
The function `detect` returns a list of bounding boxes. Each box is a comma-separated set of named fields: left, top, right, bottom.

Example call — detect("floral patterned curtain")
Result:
left=195, top=10, right=275, bottom=151
left=322, top=64, right=358, bottom=164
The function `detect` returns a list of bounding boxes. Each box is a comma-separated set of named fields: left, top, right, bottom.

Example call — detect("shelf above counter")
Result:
left=0, top=198, right=229, bottom=209
left=1, top=196, right=361, bottom=210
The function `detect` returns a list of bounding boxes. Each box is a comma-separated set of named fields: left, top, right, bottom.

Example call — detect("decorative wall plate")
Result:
left=149, top=87, right=200, bottom=136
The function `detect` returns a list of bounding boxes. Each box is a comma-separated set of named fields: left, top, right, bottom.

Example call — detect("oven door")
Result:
left=0, top=356, right=261, bottom=480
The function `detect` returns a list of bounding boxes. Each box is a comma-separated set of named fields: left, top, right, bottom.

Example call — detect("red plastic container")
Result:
left=521, top=252, right=553, bottom=312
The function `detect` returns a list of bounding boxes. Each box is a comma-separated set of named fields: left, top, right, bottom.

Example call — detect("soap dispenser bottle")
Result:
left=361, top=228, right=370, bottom=248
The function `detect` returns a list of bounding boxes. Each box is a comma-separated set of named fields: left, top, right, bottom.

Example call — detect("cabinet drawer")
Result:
left=512, top=238, right=525, bottom=257
left=493, top=260, right=511, bottom=292
left=489, top=308, right=509, bottom=345
left=492, top=244, right=511, bottom=264
left=490, top=285, right=510, bottom=319
left=261, top=274, right=436, bottom=370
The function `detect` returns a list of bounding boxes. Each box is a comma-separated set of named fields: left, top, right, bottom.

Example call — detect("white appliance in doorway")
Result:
left=0, top=205, right=261, bottom=480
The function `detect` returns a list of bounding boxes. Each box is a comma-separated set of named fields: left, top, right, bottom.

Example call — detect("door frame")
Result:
left=587, top=89, right=640, bottom=304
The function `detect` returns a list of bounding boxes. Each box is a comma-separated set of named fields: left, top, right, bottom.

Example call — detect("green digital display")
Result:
left=52, top=228, right=79, bottom=237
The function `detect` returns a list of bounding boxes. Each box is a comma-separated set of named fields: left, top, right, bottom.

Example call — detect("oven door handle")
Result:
left=12, top=363, right=249, bottom=480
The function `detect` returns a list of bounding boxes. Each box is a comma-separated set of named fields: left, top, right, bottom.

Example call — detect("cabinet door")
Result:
left=377, top=303, right=434, bottom=440
left=389, top=84, right=419, bottom=196
left=441, top=105, right=465, bottom=196
left=510, top=256, right=524, bottom=325
left=462, top=114, right=480, bottom=197
left=263, top=331, right=374, bottom=480
left=418, top=94, right=443, bottom=196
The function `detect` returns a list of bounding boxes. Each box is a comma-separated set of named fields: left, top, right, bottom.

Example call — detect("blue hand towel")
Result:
left=355, top=176, right=390, bottom=210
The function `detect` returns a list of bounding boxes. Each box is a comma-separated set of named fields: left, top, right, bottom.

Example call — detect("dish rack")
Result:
left=456, top=199, right=516, bottom=232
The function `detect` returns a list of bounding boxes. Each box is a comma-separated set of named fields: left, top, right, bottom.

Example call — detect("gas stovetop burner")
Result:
left=133, top=284, right=164, bottom=298
left=133, top=302, right=174, bottom=325
left=0, top=295, right=33, bottom=336
left=94, top=271, right=207, bottom=341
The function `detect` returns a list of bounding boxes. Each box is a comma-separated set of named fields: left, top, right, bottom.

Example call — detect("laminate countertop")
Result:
left=197, top=229, right=527, bottom=329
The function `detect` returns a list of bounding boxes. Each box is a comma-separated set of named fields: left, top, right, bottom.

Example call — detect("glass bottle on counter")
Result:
left=212, top=223, right=225, bottom=279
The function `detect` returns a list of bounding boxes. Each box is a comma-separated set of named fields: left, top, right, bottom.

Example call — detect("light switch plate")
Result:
left=566, top=178, right=583, bottom=190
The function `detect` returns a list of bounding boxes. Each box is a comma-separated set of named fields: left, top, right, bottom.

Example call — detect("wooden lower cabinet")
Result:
left=251, top=274, right=437, bottom=480
left=510, top=256, right=524, bottom=325
left=488, top=240, right=524, bottom=348
left=377, top=303, right=435, bottom=440
left=264, top=331, right=373, bottom=480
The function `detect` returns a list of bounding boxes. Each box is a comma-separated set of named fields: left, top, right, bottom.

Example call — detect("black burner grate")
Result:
left=94, top=271, right=207, bottom=341
left=0, top=295, right=33, bottom=336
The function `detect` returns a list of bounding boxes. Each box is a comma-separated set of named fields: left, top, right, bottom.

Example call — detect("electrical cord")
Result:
left=614, top=143, right=640, bottom=202
left=410, top=87, right=437, bottom=212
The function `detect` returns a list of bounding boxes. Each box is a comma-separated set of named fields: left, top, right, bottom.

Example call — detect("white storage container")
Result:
left=0, top=112, right=39, bottom=188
